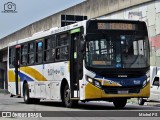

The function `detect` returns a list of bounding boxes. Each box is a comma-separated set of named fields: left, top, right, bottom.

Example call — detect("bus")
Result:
left=8, top=19, right=150, bottom=108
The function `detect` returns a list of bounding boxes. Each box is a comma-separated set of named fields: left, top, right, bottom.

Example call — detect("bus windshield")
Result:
left=85, top=32, right=149, bottom=69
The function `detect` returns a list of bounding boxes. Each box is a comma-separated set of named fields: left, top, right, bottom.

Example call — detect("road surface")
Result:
left=0, top=93, right=159, bottom=120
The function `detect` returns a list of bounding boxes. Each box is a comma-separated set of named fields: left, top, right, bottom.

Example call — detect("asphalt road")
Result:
left=0, top=93, right=160, bottom=120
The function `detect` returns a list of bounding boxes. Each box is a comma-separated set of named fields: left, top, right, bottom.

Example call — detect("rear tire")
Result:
left=113, top=98, right=127, bottom=109
left=138, top=98, right=145, bottom=105
left=62, top=84, right=78, bottom=108
left=10, top=94, right=14, bottom=97
left=24, top=83, right=33, bottom=104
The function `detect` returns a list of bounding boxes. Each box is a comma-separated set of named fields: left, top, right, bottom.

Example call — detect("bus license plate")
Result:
left=118, top=90, right=128, bottom=94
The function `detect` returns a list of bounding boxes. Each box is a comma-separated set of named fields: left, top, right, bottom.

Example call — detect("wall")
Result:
left=0, top=62, right=7, bottom=89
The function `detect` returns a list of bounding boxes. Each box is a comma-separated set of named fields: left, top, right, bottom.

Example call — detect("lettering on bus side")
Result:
left=48, top=69, right=61, bottom=76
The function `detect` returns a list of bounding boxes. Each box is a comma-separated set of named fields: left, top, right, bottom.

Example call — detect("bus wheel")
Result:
left=138, top=98, right=145, bottom=105
left=24, top=83, right=33, bottom=104
left=10, top=94, right=14, bottom=97
left=63, top=84, right=78, bottom=108
left=113, top=98, right=127, bottom=109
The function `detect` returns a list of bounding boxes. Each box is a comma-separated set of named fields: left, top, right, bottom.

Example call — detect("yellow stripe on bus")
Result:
left=8, top=70, right=15, bottom=82
left=20, top=67, right=47, bottom=81
left=8, top=70, right=20, bottom=82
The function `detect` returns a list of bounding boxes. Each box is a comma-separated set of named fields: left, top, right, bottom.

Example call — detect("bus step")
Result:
left=16, top=94, right=21, bottom=98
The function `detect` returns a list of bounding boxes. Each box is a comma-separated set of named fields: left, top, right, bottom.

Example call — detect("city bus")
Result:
left=8, top=19, right=150, bottom=108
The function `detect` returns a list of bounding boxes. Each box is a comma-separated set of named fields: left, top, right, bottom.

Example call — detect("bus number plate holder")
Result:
left=118, top=90, right=128, bottom=94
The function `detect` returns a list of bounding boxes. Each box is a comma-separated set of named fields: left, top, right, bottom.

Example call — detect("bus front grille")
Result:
left=102, top=87, right=141, bottom=94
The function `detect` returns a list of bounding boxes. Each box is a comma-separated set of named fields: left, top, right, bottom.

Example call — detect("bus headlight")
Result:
left=142, top=71, right=150, bottom=87
left=143, top=78, right=150, bottom=87
left=146, top=71, right=150, bottom=82
left=94, top=80, right=101, bottom=88
left=143, top=80, right=147, bottom=87
left=86, top=76, right=101, bottom=88
left=88, top=78, right=93, bottom=83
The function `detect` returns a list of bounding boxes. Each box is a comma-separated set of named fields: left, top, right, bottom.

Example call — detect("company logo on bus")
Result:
left=118, top=75, right=128, bottom=78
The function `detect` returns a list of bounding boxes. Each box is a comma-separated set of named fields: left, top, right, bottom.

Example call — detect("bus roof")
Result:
left=8, top=20, right=87, bottom=47
left=8, top=19, right=145, bottom=47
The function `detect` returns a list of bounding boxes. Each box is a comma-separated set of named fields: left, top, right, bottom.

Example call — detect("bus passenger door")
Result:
left=70, top=29, right=83, bottom=98
left=15, top=45, right=21, bottom=96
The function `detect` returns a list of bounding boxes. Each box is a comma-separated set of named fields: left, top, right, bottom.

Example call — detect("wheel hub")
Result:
left=65, top=89, right=70, bottom=103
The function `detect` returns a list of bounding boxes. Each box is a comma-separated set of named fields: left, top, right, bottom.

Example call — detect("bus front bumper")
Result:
left=84, top=82, right=150, bottom=100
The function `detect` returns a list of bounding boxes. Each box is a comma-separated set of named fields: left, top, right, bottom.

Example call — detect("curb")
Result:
left=0, top=89, right=9, bottom=94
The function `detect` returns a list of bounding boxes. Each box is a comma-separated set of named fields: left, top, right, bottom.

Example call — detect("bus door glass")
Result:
left=15, top=45, right=21, bottom=95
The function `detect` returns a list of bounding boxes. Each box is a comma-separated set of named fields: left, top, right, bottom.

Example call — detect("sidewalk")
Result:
left=147, top=102, right=160, bottom=107
left=0, top=89, right=9, bottom=94
left=128, top=98, right=160, bottom=107
left=127, top=98, right=138, bottom=104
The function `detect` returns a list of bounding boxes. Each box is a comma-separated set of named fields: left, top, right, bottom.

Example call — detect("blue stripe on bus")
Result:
left=18, top=71, right=34, bottom=81
left=95, top=75, right=147, bottom=86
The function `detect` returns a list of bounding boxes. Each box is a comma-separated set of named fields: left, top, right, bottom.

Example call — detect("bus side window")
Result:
left=44, top=36, right=56, bottom=62
left=36, top=41, right=43, bottom=63
left=56, top=33, right=69, bottom=60
left=55, top=46, right=69, bottom=60
left=60, top=46, right=69, bottom=59
left=56, top=48, right=60, bottom=60
left=28, top=42, right=35, bottom=64
left=57, top=34, right=69, bottom=46
left=21, top=44, right=28, bottom=65
left=9, top=47, right=15, bottom=68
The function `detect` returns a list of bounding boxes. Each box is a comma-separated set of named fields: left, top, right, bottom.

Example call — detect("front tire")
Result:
left=24, top=83, right=33, bottom=104
left=62, top=84, right=78, bottom=108
left=113, top=98, right=127, bottom=109
left=138, top=98, right=145, bottom=105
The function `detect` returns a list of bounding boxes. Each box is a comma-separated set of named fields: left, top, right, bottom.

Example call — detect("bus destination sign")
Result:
left=98, top=23, right=135, bottom=30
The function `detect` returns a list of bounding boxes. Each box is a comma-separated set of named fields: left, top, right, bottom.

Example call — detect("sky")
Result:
left=0, top=0, right=85, bottom=39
